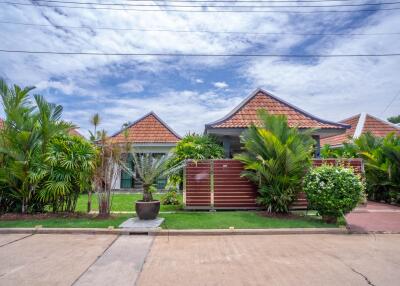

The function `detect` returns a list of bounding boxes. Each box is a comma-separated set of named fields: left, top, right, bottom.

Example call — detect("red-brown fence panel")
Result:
left=184, top=161, right=211, bottom=207
left=184, top=158, right=364, bottom=210
left=213, top=160, right=257, bottom=208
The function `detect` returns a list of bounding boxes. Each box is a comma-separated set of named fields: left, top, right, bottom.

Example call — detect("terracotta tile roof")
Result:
left=320, top=115, right=360, bottom=146
left=206, top=89, right=348, bottom=130
left=321, top=113, right=400, bottom=147
left=69, top=128, right=83, bottom=138
left=0, top=118, right=3, bottom=129
left=110, top=112, right=180, bottom=144
left=363, top=114, right=400, bottom=137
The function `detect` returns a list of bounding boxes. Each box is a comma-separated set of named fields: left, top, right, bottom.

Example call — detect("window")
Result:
left=120, top=154, right=134, bottom=189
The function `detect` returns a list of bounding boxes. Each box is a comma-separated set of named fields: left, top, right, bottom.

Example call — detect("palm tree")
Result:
left=0, top=79, right=74, bottom=213
left=34, top=94, right=73, bottom=153
left=235, top=109, right=315, bottom=213
left=34, top=135, right=97, bottom=212
left=122, top=152, right=183, bottom=202
left=0, top=80, right=40, bottom=213
left=89, top=113, right=101, bottom=142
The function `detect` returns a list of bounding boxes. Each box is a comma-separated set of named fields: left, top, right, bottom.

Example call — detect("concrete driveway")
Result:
left=1, top=233, right=400, bottom=286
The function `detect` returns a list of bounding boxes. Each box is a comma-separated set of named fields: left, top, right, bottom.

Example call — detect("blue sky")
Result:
left=0, top=2, right=400, bottom=137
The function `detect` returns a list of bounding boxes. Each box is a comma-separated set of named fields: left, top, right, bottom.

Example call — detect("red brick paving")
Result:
left=346, top=201, right=400, bottom=232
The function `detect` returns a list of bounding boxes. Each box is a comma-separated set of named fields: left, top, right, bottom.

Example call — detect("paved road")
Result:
left=138, top=234, right=400, bottom=286
left=1, top=233, right=399, bottom=286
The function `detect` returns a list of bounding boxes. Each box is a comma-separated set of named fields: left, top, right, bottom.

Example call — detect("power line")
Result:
left=1, top=20, right=399, bottom=36
left=26, top=0, right=400, bottom=8
left=1, top=49, right=400, bottom=57
left=380, top=90, right=400, bottom=116
left=121, top=0, right=386, bottom=2
left=2, top=1, right=400, bottom=12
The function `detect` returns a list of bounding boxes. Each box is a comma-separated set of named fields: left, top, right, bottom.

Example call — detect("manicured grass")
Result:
left=160, top=211, right=337, bottom=229
left=0, top=215, right=131, bottom=228
left=0, top=211, right=336, bottom=229
left=75, top=193, right=183, bottom=212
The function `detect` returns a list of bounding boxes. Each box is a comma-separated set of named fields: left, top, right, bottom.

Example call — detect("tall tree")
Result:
left=387, top=115, right=400, bottom=124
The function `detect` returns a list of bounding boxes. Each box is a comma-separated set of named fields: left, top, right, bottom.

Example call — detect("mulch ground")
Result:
left=0, top=212, right=111, bottom=221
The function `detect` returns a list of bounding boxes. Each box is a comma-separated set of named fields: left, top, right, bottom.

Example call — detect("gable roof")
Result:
left=206, top=88, right=349, bottom=130
left=321, top=112, right=400, bottom=147
left=69, top=128, right=83, bottom=138
left=110, top=111, right=181, bottom=144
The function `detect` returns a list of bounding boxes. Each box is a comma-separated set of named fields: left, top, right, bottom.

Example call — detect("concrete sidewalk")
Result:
left=0, top=234, right=153, bottom=286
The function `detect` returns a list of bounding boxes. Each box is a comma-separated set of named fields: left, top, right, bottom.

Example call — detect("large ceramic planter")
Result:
left=135, top=200, right=160, bottom=220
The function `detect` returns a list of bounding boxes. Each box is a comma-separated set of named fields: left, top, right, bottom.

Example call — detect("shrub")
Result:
left=160, top=190, right=180, bottom=205
left=235, top=110, right=315, bottom=213
left=304, top=165, right=364, bottom=222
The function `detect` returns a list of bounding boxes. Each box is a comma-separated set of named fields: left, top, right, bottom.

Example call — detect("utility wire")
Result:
left=1, top=20, right=399, bottom=36
left=120, top=0, right=386, bottom=2
left=380, top=90, right=400, bottom=116
left=2, top=2, right=400, bottom=12
left=0, top=49, right=400, bottom=57
left=26, top=0, right=400, bottom=8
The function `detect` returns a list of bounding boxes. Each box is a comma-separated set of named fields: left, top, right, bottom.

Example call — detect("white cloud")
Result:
left=0, top=5, right=399, bottom=135
left=117, top=79, right=144, bottom=93
left=213, top=81, right=229, bottom=89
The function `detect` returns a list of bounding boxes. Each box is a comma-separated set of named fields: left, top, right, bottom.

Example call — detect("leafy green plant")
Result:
left=160, top=189, right=181, bottom=205
left=0, top=79, right=73, bottom=213
left=304, top=165, right=364, bottom=222
left=167, top=133, right=224, bottom=186
left=235, top=109, right=315, bottom=213
left=321, top=132, right=400, bottom=204
left=33, top=135, right=97, bottom=213
left=121, top=153, right=183, bottom=202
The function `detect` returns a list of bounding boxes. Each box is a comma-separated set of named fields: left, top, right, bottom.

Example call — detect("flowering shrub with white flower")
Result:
left=304, top=165, right=365, bottom=222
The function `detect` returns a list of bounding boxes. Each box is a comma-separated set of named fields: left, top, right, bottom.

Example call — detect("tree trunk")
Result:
left=142, top=184, right=153, bottom=202
left=87, top=191, right=92, bottom=213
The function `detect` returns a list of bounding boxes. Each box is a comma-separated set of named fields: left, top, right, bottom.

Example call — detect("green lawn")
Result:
left=160, top=211, right=336, bottom=229
left=0, top=211, right=336, bottom=229
left=75, top=193, right=183, bottom=212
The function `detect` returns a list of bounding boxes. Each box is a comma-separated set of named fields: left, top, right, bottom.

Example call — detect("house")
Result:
left=0, top=118, right=3, bottom=129
left=205, top=88, right=350, bottom=158
left=109, top=111, right=181, bottom=191
left=321, top=112, right=400, bottom=147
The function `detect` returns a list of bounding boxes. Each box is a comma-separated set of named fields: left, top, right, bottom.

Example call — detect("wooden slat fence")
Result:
left=184, top=158, right=364, bottom=210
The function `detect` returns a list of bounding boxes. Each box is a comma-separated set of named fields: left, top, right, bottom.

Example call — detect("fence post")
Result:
left=210, top=160, right=215, bottom=210
left=183, top=160, right=187, bottom=208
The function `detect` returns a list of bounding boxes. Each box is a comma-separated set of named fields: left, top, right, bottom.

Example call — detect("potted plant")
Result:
left=122, top=152, right=183, bottom=220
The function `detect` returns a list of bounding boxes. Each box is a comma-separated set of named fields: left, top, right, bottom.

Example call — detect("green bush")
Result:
left=235, top=110, right=315, bottom=213
left=304, top=165, right=364, bottom=220
left=160, top=190, right=180, bottom=205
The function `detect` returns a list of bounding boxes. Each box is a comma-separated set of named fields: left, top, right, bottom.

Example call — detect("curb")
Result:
left=0, top=227, right=349, bottom=236
left=151, top=228, right=349, bottom=236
